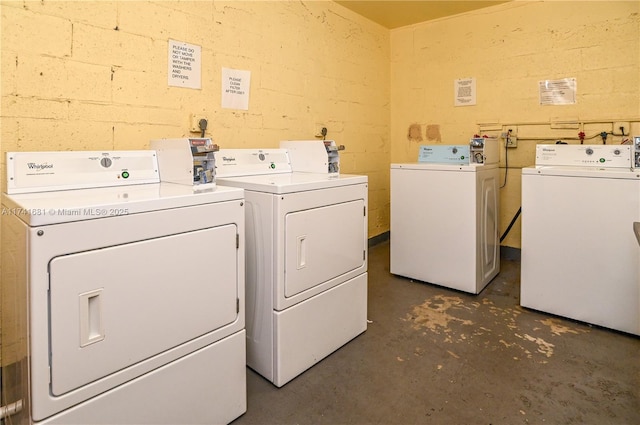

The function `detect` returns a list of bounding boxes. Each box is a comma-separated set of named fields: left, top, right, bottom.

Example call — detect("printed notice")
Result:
left=222, top=68, right=251, bottom=110
left=168, top=39, right=201, bottom=89
left=454, top=78, right=476, bottom=106
left=539, top=78, right=576, bottom=105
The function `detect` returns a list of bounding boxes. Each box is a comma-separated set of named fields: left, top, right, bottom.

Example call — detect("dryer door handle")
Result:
left=297, top=235, right=307, bottom=269
left=79, top=289, right=105, bottom=347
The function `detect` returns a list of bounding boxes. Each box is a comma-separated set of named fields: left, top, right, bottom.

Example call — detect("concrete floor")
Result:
left=232, top=240, right=640, bottom=425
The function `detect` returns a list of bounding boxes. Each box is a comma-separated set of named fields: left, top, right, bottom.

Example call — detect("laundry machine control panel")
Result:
left=6, top=150, right=159, bottom=194
left=215, top=149, right=292, bottom=177
left=418, top=145, right=470, bottom=164
left=535, top=144, right=632, bottom=168
left=633, top=135, right=640, bottom=169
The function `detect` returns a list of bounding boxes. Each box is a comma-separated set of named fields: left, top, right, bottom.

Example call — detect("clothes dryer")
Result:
left=521, top=144, right=640, bottom=335
left=1, top=151, right=247, bottom=424
left=390, top=139, right=500, bottom=294
left=214, top=149, right=368, bottom=387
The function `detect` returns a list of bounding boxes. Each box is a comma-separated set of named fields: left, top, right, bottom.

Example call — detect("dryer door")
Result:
left=49, top=224, right=238, bottom=396
left=284, top=200, right=365, bottom=298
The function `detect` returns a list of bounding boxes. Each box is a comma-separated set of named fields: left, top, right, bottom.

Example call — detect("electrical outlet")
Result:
left=613, top=121, right=630, bottom=136
left=190, top=114, right=207, bottom=133
left=501, top=127, right=517, bottom=148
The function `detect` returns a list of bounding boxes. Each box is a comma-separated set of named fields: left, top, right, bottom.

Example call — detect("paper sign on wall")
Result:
left=222, top=68, right=251, bottom=110
left=454, top=78, right=476, bottom=106
left=168, top=39, right=201, bottom=89
left=539, top=78, right=577, bottom=105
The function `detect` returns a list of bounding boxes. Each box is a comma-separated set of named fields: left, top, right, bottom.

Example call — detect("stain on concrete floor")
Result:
left=403, top=293, right=590, bottom=363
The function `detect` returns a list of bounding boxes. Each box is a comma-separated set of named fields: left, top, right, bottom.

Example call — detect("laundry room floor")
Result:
left=231, top=240, right=640, bottom=425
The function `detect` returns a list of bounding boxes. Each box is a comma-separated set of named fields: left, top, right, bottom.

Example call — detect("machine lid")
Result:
left=216, top=172, right=367, bottom=194
left=1, top=183, right=244, bottom=226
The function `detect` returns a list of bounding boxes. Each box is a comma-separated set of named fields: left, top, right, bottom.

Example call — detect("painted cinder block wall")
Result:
left=391, top=0, right=640, bottom=249
left=0, top=0, right=391, bottom=235
left=0, top=0, right=389, bottom=368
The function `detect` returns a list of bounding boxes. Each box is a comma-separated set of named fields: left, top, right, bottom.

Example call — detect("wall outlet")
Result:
left=613, top=121, right=630, bottom=136
left=190, top=114, right=207, bottom=133
left=501, top=127, right=517, bottom=147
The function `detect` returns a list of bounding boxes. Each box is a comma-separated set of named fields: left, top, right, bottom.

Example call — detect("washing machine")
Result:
left=390, top=138, right=500, bottom=294
left=521, top=144, right=640, bottom=335
left=214, top=148, right=368, bottom=387
left=1, top=150, right=247, bottom=424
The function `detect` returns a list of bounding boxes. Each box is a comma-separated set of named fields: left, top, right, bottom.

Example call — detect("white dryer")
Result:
left=390, top=139, right=500, bottom=294
left=521, top=144, right=640, bottom=335
left=214, top=149, right=368, bottom=387
left=1, top=151, right=247, bottom=424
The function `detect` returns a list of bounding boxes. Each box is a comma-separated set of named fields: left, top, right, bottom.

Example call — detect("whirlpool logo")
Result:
left=26, top=162, right=54, bottom=171
left=222, top=156, right=236, bottom=162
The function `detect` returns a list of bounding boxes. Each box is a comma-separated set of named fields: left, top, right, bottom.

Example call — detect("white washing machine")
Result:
left=214, top=148, right=368, bottom=387
left=390, top=139, right=500, bottom=294
left=521, top=144, right=640, bottom=335
left=1, top=151, right=247, bottom=424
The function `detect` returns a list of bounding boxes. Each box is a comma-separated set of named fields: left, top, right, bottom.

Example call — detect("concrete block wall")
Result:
left=0, top=0, right=390, bottom=370
left=0, top=0, right=391, bottom=233
left=390, top=0, right=640, bottom=249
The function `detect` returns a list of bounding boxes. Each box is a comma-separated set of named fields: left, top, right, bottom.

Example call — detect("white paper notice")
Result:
left=222, top=68, right=251, bottom=110
left=539, top=78, right=577, bottom=105
left=454, top=78, right=476, bottom=106
left=168, top=39, right=201, bottom=89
